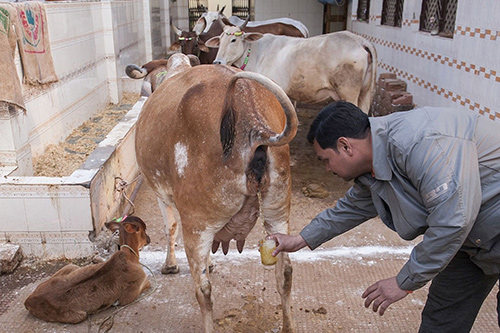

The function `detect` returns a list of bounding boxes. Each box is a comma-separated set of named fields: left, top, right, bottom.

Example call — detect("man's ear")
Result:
left=337, top=137, right=351, bottom=154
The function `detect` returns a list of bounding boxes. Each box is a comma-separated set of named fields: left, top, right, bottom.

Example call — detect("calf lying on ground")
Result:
left=24, top=216, right=151, bottom=324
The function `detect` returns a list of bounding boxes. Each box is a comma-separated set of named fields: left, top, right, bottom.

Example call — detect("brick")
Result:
left=382, top=79, right=407, bottom=91
left=393, top=104, right=415, bottom=112
left=378, top=73, right=397, bottom=85
left=392, top=92, right=413, bottom=106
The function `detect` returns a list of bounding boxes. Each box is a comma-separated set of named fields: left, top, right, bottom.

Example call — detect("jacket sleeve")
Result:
left=395, top=136, right=482, bottom=291
left=300, top=177, right=378, bottom=249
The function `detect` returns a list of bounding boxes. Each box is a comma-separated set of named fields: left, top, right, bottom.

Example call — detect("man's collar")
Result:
left=369, top=117, right=392, bottom=181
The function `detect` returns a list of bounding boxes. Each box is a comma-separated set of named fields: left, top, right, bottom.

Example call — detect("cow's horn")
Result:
left=125, top=64, right=148, bottom=79
left=219, top=5, right=226, bottom=15
left=239, top=16, right=250, bottom=30
left=232, top=72, right=298, bottom=146
left=219, top=17, right=227, bottom=29
left=171, top=22, right=182, bottom=37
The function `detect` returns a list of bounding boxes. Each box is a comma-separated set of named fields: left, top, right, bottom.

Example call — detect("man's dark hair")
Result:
left=307, top=101, right=370, bottom=152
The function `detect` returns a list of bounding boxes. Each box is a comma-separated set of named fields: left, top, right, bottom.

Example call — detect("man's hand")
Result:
left=267, top=233, right=308, bottom=256
left=361, top=276, right=409, bottom=316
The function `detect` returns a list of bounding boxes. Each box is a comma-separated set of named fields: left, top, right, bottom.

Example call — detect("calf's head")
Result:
left=105, top=216, right=151, bottom=251
left=170, top=21, right=207, bottom=56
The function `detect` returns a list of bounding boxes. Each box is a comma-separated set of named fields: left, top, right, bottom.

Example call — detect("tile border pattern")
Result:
left=377, top=61, right=498, bottom=120
left=353, top=26, right=499, bottom=120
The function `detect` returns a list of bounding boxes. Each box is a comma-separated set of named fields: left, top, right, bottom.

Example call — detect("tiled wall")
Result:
left=348, top=0, right=500, bottom=120
left=0, top=1, right=164, bottom=259
left=1, top=1, right=155, bottom=176
left=0, top=98, right=146, bottom=259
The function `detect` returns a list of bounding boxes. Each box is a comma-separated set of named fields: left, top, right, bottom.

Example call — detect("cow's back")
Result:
left=135, top=65, right=288, bottom=218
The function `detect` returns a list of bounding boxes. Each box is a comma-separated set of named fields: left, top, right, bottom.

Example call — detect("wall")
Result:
left=348, top=0, right=500, bottom=120
left=0, top=0, right=171, bottom=259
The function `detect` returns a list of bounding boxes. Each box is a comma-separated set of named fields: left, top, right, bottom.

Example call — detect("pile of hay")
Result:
left=33, top=93, right=140, bottom=177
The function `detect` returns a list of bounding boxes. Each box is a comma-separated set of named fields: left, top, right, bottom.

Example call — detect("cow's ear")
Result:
left=244, top=33, right=264, bottom=42
left=193, top=17, right=206, bottom=35
left=169, top=42, right=181, bottom=52
left=205, top=36, right=220, bottom=48
left=198, top=39, right=209, bottom=53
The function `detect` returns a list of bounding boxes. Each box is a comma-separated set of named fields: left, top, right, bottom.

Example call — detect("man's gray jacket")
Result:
left=300, top=107, right=500, bottom=291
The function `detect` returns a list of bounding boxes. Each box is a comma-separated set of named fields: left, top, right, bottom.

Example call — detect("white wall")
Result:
left=349, top=0, right=500, bottom=121
left=0, top=1, right=159, bottom=178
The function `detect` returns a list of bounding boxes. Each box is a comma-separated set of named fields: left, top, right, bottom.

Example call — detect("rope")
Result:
left=114, top=175, right=141, bottom=215
left=91, top=262, right=158, bottom=333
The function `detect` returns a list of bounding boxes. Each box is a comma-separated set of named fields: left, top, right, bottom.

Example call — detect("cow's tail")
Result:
left=360, top=39, right=378, bottom=115
left=125, top=64, right=148, bottom=79
left=220, top=71, right=298, bottom=158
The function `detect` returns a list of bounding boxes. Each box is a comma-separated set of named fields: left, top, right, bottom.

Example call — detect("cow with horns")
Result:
left=170, top=9, right=308, bottom=64
left=206, top=22, right=377, bottom=113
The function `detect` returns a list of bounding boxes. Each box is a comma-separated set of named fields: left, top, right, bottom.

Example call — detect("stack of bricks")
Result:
left=371, top=73, right=414, bottom=117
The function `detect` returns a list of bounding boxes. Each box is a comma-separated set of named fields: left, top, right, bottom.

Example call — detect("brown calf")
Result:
left=24, top=216, right=151, bottom=324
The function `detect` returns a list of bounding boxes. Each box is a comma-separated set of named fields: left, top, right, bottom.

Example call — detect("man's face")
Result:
left=314, top=139, right=359, bottom=181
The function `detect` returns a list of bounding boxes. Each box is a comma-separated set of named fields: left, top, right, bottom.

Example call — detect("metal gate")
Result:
left=188, top=0, right=208, bottom=30
left=420, top=0, right=457, bottom=38
left=232, top=0, right=250, bottom=19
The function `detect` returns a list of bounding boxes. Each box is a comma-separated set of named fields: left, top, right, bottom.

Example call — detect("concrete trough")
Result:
left=0, top=98, right=146, bottom=260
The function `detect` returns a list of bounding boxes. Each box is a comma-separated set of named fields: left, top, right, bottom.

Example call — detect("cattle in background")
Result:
left=228, top=15, right=309, bottom=38
left=207, top=24, right=377, bottom=113
left=170, top=13, right=308, bottom=64
left=125, top=54, right=200, bottom=96
left=135, top=55, right=298, bottom=332
left=24, top=216, right=151, bottom=324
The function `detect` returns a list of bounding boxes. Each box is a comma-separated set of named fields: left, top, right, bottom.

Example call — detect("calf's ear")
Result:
left=123, top=222, right=140, bottom=234
left=169, top=42, right=181, bottom=52
left=197, top=39, right=209, bottom=53
left=205, top=36, right=220, bottom=48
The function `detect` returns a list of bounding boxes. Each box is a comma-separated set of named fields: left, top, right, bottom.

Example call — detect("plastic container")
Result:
left=259, top=239, right=278, bottom=266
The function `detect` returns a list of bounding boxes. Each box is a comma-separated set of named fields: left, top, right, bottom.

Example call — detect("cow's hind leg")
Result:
left=157, top=198, right=179, bottom=274
left=183, top=230, right=214, bottom=333
left=261, top=189, right=295, bottom=330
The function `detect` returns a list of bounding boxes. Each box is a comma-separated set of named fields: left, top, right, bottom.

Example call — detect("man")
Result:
left=269, top=101, right=500, bottom=332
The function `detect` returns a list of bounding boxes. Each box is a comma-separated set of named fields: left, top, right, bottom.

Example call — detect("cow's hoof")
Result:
left=161, top=265, right=179, bottom=274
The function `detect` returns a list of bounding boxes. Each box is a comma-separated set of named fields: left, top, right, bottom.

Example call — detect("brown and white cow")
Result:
left=125, top=54, right=200, bottom=96
left=135, top=58, right=298, bottom=332
left=24, top=216, right=151, bottom=324
left=207, top=24, right=377, bottom=113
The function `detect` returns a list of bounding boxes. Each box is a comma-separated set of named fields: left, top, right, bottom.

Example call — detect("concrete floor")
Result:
left=1, top=204, right=498, bottom=332
left=1, top=104, right=499, bottom=332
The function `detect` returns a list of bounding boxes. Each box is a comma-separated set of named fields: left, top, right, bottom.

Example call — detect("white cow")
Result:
left=207, top=25, right=377, bottom=113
